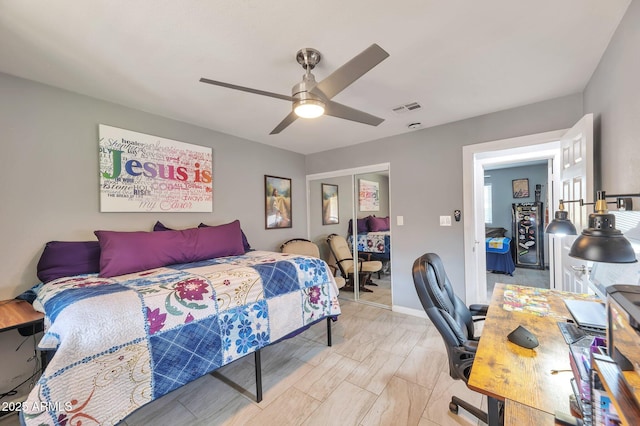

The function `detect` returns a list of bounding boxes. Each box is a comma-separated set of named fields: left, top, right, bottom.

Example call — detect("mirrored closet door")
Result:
left=353, top=171, right=391, bottom=305
left=307, top=164, right=391, bottom=307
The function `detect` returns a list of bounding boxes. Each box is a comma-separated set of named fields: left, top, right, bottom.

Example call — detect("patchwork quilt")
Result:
left=22, top=251, right=341, bottom=425
left=349, top=232, right=391, bottom=254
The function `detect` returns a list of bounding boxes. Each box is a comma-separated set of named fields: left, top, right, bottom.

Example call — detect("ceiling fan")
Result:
left=199, top=44, right=390, bottom=135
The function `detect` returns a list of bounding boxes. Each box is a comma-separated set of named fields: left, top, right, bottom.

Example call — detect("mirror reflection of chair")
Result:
left=280, top=238, right=345, bottom=289
left=326, top=234, right=382, bottom=292
left=412, top=253, right=497, bottom=424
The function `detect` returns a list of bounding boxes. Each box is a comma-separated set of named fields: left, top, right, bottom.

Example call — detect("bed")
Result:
left=347, top=216, right=391, bottom=264
left=349, top=231, right=391, bottom=260
left=486, top=237, right=515, bottom=275
left=20, top=223, right=341, bottom=426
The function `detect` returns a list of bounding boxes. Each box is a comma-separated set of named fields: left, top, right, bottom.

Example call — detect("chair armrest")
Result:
left=469, top=304, right=488, bottom=317
left=462, top=339, right=479, bottom=353
left=358, top=252, right=373, bottom=261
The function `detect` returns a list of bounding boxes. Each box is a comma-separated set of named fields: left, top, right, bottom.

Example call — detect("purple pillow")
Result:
left=348, top=217, right=371, bottom=234
left=95, top=220, right=245, bottom=277
left=368, top=216, right=390, bottom=232
left=37, top=241, right=101, bottom=283
left=199, top=222, right=251, bottom=253
left=154, top=220, right=250, bottom=253
left=153, top=221, right=173, bottom=232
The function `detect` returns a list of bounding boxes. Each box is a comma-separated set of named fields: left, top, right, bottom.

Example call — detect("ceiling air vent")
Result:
left=391, top=101, right=422, bottom=114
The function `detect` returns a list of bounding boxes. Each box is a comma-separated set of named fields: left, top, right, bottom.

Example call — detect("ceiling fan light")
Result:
left=294, top=99, right=325, bottom=119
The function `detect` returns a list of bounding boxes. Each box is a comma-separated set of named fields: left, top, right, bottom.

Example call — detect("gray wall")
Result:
left=306, top=93, right=584, bottom=311
left=584, top=0, right=640, bottom=195
left=0, top=73, right=308, bottom=301
left=486, top=164, right=548, bottom=238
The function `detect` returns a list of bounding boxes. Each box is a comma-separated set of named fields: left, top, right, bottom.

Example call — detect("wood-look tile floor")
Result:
left=351, top=273, right=392, bottom=307
left=0, top=299, right=487, bottom=426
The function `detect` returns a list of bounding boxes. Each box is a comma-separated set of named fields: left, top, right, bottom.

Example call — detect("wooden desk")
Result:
left=468, top=284, right=596, bottom=424
left=504, top=399, right=554, bottom=425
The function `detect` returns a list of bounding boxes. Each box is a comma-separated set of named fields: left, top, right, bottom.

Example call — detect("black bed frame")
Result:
left=250, top=316, right=336, bottom=402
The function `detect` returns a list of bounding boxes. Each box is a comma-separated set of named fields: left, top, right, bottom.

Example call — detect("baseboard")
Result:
left=392, top=305, right=428, bottom=319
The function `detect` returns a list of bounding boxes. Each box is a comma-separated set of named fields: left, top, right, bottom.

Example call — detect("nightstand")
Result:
left=0, top=299, right=47, bottom=370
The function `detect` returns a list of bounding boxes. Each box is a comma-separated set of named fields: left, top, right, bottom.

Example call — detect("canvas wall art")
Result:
left=99, top=125, right=213, bottom=212
left=359, top=179, right=380, bottom=211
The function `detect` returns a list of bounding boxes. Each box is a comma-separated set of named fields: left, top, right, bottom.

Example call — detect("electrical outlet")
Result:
left=440, top=216, right=452, bottom=226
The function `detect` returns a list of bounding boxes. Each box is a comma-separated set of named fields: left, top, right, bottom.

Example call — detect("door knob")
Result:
left=571, top=265, right=591, bottom=275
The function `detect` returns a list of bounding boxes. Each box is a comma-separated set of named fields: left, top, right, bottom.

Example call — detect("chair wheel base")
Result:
left=449, top=402, right=458, bottom=414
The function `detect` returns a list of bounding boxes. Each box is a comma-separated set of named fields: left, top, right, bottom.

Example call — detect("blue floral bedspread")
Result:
left=22, top=251, right=341, bottom=425
left=348, top=232, right=391, bottom=254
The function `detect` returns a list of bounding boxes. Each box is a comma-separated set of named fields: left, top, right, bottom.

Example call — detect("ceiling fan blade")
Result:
left=270, top=111, right=298, bottom=135
left=324, top=101, right=384, bottom=126
left=312, top=44, right=389, bottom=100
left=199, top=78, right=293, bottom=102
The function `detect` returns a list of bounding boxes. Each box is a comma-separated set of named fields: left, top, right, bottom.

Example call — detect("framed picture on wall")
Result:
left=321, top=184, right=339, bottom=225
left=265, top=175, right=292, bottom=229
left=359, top=179, right=380, bottom=211
left=512, top=178, right=529, bottom=198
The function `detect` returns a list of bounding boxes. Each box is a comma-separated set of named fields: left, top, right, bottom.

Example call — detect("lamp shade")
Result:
left=545, top=210, right=577, bottom=236
left=569, top=212, right=637, bottom=263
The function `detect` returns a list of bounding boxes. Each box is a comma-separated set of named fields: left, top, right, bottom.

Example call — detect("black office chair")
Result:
left=412, top=253, right=492, bottom=424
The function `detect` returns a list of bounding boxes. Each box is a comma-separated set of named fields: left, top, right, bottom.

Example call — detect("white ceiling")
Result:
left=0, top=1, right=631, bottom=155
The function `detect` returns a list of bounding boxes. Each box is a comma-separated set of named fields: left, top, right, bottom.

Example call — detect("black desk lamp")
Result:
left=544, top=199, right=577, bottom=236
left=546, top=191, right=638, bottom=263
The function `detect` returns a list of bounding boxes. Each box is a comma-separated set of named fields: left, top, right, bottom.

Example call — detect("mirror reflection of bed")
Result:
left=307, top=167, right=392, bottom=308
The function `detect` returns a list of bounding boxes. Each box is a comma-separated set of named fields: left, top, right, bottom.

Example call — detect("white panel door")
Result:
left=551, top=114, right=594, bottom=293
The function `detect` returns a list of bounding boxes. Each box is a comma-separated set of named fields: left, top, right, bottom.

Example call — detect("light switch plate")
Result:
left=440, top=216, right=452, bottom=226
left=397, top=215, right=404, bottom=226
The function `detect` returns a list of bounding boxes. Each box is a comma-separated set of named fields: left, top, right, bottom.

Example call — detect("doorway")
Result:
left=306, top=163, right=392, bottom=308
left=464, top=115, right=594, bottom=304
left=462, top=130, right=565, bottom=304
left=484, top=161, right=551, bottom=295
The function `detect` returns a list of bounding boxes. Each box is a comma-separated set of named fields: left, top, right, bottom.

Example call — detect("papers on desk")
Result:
left=502, top=286, right=551, bottom=316
left=501, top=285, right=601, bottom=318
